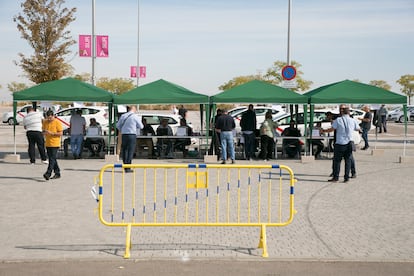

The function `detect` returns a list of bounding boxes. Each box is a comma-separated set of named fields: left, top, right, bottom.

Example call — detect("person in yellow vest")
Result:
left=42, top=110, right=63, bottom=180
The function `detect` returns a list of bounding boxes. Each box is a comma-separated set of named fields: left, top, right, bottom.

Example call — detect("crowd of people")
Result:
left=21, top=103, right=382, bottom=181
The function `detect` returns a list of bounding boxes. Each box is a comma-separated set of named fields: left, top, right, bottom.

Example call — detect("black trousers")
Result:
left=26, top=130, right=47, bottom=163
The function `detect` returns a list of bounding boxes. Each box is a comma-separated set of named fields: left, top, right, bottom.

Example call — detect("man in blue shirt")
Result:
left=322, top=106, right=360, bottom=183
left=116, top=105, right=143, bottom=172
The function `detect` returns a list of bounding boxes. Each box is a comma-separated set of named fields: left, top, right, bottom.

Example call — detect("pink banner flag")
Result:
left=79, top=35, right=92, bottom=57
left=130, top=66, right=137, bottom=78
left=139, top=66, right=146, bottom=78
left=96, top=35, right=109, bottom=57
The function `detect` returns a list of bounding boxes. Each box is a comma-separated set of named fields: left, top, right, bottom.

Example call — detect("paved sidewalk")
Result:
left=0, top=143, right=413, bottom=275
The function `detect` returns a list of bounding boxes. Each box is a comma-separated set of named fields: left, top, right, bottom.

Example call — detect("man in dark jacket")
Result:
left=216, top=109, right=236, bottom=164
left=240, top=104, right=257, bottom=160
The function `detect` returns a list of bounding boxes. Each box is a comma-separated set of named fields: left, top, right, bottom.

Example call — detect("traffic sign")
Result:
left=281, top=65, right=297, bottom=81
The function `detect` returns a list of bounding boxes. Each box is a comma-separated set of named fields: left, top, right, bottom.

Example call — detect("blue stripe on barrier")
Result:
left=206, top=189, right=209, bottom=197
left=188, top=164, right=196, bottom=168
left=199, top=164, right=206, bottom=168
left=290, top=187, right=294, bottom=194
left=132, top=208, right=135, bottom=216
left=196, top=191, right=199, bottom=200
left=143, top=205, right=146, bottom=214
left=114, top=164, right=123, bottom=168
left=227, top=183, right=230, bottom=191
left=175, top=197, right=177, bottom=205
left=154, top=202, right=156, bottom=211
left=164, top=199, right=167, bottom=208
left=122, top=211, right=124, bottom=220
left=217, top=186, right=219, bottom=194
left=99, top=187, right=103, bottom=195
left=111, top=214, right=114, bottom=222
left=238, top=179, right=240, bottom=188
left=185, top=194, right=188, bottom=202
left=271, top=164, right=280, bottom=169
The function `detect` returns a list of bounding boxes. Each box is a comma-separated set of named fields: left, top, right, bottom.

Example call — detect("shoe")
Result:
left=42, top=160, right=48, bottom=164
left=221, top=160, right=226, bottom=164
left=329, top=173, right=334, bottom=177
left=343, top=179, right=349, bottom=183
left=361, top=146, right=369, bottom=150
left=231, top=160, right=235, bottom=164
left=43, top=173, right=50, bottom=180
left=351, top=174, right=356, bottom=178
left=124, top=168, right=132, bottom=173
left=328, top=178, right=338, bottom=182
left=50, top=174, right=61, bottom=179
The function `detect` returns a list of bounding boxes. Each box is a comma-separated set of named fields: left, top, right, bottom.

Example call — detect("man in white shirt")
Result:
left=69, top=109, right=86, bottom=159
left=23, top=107, right=48, bottom=164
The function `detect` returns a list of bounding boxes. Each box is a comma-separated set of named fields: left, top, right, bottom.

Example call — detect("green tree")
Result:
left=219, top=74, right=263, bottom=90
left=264, top=60, right=313, bottom=92
left=73, top=73, right=91, bottom=82
left=7, top=82, right=29, bottom=92
left=13, top=0, right=77, bottom=83
left=369, top=80, right=391, bottom=91
left=396, top=74, right=414, bottom=105
left=96, top=77, right=135, bottom=94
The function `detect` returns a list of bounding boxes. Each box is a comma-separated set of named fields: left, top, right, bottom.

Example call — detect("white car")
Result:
left=274, top=111, right=362, bottom=145
left=55, top=106, right=109, bottom=131
left=139, top=113, right=191, bottom=135
left=2, top=104, right=43, bottom=125
left=229, top=106, right=286, bottom=133
left=387, top=106, right=414, bottom=123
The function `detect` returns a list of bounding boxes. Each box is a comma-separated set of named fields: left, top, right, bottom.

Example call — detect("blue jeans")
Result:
left=45, top=147, right=60, bottom=176
left=121, top=134, right=136, bottom=165
left=362, top=128, right=369, bottom=148
left=243, top=132, right=256, bottom=159
left=70, top=134, right=84, bottom=157
left=220, top=131, right=235, bottom=161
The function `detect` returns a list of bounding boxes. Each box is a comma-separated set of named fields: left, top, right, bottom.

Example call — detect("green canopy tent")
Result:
left=210, top=80, right=309, bottom=157
left=211, top=80, right=308, bottom=104
left=12, top=77, right=114, bottom=155
left=304, top=79, right=408, bottom=154
left=113, top=79, right=210, bottom=154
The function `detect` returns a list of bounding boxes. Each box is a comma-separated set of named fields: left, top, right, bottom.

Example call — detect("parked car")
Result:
left=273, top=110, right=362, bottom=146
left=387, top=106, right=414, bottom=123
left=229, top=106, right=286, bottom=133
left=138, top=113, right=192, bottom=135
left=55, top=106, right=109, bottom=131
left=2, top=104, right=43, bottom=125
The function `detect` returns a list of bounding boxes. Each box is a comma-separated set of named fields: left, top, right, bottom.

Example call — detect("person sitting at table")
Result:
left=307, top=122, right=324, bottom=159
left=156, top=117, right=173, bottom=158
left=84, top=118, right=105, bottom=157
left=174, top=118, right=193, bottom=157
left=281, top=120, right=302, bottom=158
left=136, top=118, right=155, bottom=158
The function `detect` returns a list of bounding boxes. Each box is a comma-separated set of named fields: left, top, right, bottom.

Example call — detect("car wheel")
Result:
left=7, top=118, right=16, bottom=125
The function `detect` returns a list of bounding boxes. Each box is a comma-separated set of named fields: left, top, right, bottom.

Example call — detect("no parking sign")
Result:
left=281, top=65, right=297, bottom=81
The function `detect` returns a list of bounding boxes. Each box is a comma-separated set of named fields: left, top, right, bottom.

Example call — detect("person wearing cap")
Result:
left=42, top=110, right=63, bottom=180
left=116, top=105, right=143, bottom=172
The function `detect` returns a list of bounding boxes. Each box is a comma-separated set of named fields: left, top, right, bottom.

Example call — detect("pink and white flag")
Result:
left=139, top=66, right=146, bottom=78
left=96, top=35, right=109, bottom=57
left=130, top=66, right=137, bottom=78
left=79, top=35, right=92, bottom=57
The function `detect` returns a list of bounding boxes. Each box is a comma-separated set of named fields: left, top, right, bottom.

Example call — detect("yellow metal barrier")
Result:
left=95, top=163, right=297, bottom=258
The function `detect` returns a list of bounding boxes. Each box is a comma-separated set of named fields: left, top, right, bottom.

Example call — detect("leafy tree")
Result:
left=264, top=60, right=313, bottom=92
left=396, top=74, right=414, bottom=105
left=369, top=80, right=391, bottom=91
left=7, top=82, right=29, bottom=92
left=219, top=60, right=312, bottom=92
left=219, top=74, right=263, bottom=90
left=73, top=73, right=91, bottom=82
left=96, top=77, right=135, bottom=94
left=13, top=0, right=77, bottom=83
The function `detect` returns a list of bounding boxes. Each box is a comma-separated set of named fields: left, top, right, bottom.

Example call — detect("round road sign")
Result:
left=281, top=65, right=297, bottom=81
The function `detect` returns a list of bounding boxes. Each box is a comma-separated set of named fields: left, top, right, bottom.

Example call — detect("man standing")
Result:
left=359, top=105, right=372, bottom=150
left=116, top=105, right=143, bottom=172
left=42, top=110, right=63, bottom=180
left=377, top=104, right=388, bottom=133
left=322, top=107, right=360, bottom=183
left=240, top=104, right=257, bottom=160
left=69, top=109, right=86, bottom=159
left=23, top=107, right=48, bottom=164
left=215, top=109, right=236, bottom=164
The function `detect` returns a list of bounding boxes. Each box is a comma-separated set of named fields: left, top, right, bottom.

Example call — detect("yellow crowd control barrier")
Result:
left=95, top=163, right=297, bottom=258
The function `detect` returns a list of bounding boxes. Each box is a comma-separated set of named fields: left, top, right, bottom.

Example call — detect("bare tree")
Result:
left=13, top=0, right=77, bottom=84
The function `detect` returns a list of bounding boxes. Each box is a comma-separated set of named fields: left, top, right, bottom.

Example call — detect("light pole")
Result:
left=91, top=0, right=96, bottom=86
left=136, top=0, right=140, bottom=87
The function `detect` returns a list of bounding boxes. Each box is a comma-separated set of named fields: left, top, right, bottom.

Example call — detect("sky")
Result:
left=0, top=0, right=413, bottom=102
